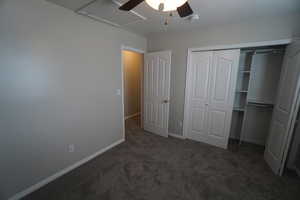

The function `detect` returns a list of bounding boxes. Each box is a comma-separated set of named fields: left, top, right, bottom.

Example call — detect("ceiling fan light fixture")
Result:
left=145, top=0, right=187, bottom=12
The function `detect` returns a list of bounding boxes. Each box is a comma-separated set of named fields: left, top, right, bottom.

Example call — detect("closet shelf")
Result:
left=236, top=90, right=248, bottom=93
left=239, top=66, right=251, bottom=69
left=240, top=70, right=251, bottom=74
left=233, top=107, right=245, bottom=112
left=247, top=102, right=274, bottom=108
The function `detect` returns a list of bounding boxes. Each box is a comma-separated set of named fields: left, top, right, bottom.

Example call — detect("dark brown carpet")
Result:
left=23, top=117, right=300, bottom=200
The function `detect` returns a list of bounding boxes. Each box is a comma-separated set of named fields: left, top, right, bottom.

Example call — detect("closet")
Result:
left=184, top=49, right=240, bottom=149
left=230, top=46, right=285, bottom=146
left=184, top=39, right=300, bottom=175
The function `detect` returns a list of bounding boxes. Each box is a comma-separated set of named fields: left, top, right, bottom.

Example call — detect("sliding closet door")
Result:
left=185, top=49, right=240, bottom=149
left=264, top=40, right=300, bottom=175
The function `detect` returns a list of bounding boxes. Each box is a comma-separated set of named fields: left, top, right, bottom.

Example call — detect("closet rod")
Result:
left=254, top=49, right=284, bottom=54
left=247, top=102, right=274, bottom=108
left=242, top=49, right=284, bottom=54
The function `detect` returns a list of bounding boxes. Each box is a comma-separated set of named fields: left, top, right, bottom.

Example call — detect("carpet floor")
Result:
left=24, top=117, right=300, bottom=200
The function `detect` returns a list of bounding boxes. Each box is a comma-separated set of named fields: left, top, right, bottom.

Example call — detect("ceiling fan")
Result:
left=119, top=0, right=193, bottom=18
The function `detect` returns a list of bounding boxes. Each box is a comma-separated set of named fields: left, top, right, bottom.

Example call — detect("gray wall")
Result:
left=148, top=14, right=300, bottom=136
left=123, top=50, right=143, bottom=117
left=0, top=0, right=146, bottom=199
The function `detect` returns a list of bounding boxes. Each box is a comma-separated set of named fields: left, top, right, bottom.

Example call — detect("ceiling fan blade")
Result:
left=119, top=0, right=144, bottom=11
left=177, top=2, right=193, bottom=18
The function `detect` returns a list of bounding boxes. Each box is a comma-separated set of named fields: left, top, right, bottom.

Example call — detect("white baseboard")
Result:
left=8, top=138, right=125, bottom=200
left=168, top=132, right=185, bottom=139
left=124, top=112, right=140, bottom=120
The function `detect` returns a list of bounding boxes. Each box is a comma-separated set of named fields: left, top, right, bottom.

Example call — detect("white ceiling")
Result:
left=48, top=0, right=300, bottom=36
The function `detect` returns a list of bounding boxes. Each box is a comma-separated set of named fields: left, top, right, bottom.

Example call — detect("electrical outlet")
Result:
left=68, top=144, right=75, bottom=153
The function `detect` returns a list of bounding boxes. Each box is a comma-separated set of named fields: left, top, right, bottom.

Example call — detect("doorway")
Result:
left=122, top=48, right=172, bottom=138
left=122, top=49, right=144, bottom=132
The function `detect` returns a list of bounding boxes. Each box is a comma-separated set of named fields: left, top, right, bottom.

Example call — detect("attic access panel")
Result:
left=78, top=0, right=146, bottom=27
left=46, top=0, right=94, bottom=10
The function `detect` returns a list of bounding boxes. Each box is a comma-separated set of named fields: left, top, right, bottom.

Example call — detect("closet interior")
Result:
left=230, top=45, right=286, bottom=146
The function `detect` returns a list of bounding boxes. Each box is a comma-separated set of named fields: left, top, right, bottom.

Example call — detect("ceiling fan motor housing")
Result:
left=119, top=0, right=193, bottom=18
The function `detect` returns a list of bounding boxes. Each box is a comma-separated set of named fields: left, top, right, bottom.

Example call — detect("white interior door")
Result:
left=143, top=51, right=171, bottom=137
left=264, top=40, right=300, bottom=175
left=185, top=49, right=240, bottom=149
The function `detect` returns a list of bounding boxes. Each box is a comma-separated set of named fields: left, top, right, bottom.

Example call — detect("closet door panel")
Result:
left=277, top=56, right=300, bottom=112
left=209, top=52, right=233, bottom=106
left=189, top=108, right=208, bottom=141
left=268, top=120, right=286, bottom=158
left=264, top=40, right=300, bottom=175
left=191, top=52, right=211, bottom=104
left=206, top=50, right=240, bottom=148
left=186, top=52, right=212, bottom=139
left=207, top=108, right=227, bottom=138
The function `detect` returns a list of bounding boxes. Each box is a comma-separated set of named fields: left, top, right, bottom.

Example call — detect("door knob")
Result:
left=163, top=100, right=169, bottom=103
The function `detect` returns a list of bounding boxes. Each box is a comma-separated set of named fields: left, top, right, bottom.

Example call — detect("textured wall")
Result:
left=148, top=14, right=300, bottom=136
left=0, top=0, right=146, bottom=199
left=123, top=50, right=143, bottom=117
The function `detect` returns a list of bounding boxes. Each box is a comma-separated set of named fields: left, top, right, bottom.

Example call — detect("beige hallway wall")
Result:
left=123, top=50, right=143, bottom=117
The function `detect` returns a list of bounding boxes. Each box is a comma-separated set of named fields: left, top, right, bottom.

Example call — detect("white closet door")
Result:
left=144, top=51, right=171, bottom=137
left=207, top=50, right=240, bottom=148
left=186, top=51, right=213, bottom=142
left=185, top=50, right=240, bottom=149
left=264, top=41, right=300, bottom=175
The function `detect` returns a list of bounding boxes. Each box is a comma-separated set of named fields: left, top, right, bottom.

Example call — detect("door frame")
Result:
left=183, top=39, right=292, bottom=139
left=121, top=45, right=145, bottom=139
